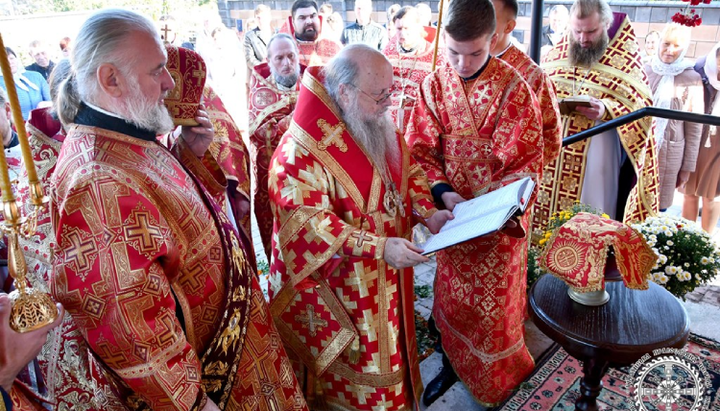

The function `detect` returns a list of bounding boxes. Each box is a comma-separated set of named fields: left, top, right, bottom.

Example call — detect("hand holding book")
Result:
left=416, top=177, right=536, bottom=255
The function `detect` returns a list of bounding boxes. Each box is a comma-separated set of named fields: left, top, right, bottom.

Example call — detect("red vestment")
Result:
left=383, top=39, right=445, bottom=133
left=498, top=44, right=562, bottom=167
left=406, top=59, right=543, bottom=406
left=535, top=13, right=659, bottom=239
left=51, top=116, right=307, bottom=411
left=248, top=63, right=303, bottom=262
left=203, top=86, right=253, bottom=237
left=268, top=67, right=437, bottom=410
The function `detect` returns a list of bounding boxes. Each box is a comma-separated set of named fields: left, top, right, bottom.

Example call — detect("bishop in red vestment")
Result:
left=50, top=10, right=307, bottom=411
left=268, top=45, right=451, bottom=411
left=406, top=0, right=543, bottom=406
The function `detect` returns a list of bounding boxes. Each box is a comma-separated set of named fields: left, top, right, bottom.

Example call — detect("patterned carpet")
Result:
left=494, top=334, right=720, bottom=410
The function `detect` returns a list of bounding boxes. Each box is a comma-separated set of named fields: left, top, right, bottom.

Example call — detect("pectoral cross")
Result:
left=317, top=119, right=348, bottom=152
left=295, top=304, right=328, bottom=337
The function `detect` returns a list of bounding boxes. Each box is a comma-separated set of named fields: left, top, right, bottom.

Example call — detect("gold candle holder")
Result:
left=1, top=34, right=58, bottom=332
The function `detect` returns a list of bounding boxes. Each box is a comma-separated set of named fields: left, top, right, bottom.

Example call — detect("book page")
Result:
left=421, top=207, right=512, bottom=255
left=447, top=178, right=529, bottom=228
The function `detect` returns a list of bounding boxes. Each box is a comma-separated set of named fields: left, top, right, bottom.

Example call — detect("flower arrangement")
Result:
left=671, top=0, right=713, bottom=27
left=528, top=202, right=608, bottom=287
left=631, top=215, right=720, bottom=299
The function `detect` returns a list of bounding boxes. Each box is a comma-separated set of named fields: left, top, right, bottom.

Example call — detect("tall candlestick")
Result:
left=0, top=34, right=39, bottom=186
left=0, top=136, right=13, bottom=202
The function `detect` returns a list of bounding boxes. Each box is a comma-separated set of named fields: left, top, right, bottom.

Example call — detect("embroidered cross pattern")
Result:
left=295, top=304, right=328, bottom=337
left=317, top=119, right=348, bottom=152
left=352, top=230, right=373, bottom=248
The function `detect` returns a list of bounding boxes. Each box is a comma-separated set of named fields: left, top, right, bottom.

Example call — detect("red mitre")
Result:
left=164, top=44, right=207, bottom=126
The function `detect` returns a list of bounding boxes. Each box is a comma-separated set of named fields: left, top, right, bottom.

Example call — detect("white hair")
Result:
left=57, top=9, right=160, bottom=124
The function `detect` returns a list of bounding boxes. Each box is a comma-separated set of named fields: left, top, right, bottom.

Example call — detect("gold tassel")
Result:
left=309, top=376, right=327, bottom=410
left=348, top=336, right=361, bottom=364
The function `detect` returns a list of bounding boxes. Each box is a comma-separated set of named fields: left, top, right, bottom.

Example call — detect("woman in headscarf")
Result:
left=644, top=23, right=704, bottom=212
left=682, top=42, right=720, bottom=233
left=0, top=47, right=51, bottom=120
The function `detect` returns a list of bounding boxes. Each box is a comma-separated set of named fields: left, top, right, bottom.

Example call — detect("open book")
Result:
left=558, top=95, right=592, bottom=115
left=418, top=177, right=536, bottom=255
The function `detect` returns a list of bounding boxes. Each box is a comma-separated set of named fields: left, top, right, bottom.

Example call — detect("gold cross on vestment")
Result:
left=480, top=144, right=492, bottom=156
left=317, top=119, right=348, bottom=152
left=352, top=230, right=373, bottom=248
left=295, top=304, right=328, bottom=337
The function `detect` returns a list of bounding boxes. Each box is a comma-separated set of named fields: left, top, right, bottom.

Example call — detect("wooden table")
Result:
left=529, top=274, right=690, bottom=411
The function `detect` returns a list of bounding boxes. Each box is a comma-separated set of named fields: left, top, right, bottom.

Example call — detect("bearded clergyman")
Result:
left=534, top=0, right=659, bottom=238
left=267, top=44, right=452, bottom=410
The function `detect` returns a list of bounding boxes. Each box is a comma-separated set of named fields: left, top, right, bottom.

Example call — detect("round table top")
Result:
left=529, top=274, right=690, bottom=365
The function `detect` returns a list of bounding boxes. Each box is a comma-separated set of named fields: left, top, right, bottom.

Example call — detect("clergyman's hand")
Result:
left=181, top=104, right=214, bottom=157
left=441, top=192, right=466, bottom=212
left=383, top=238, right=429, bottom=269
left=426, top=210, right=454, bottom=234
left=232, top=195, right=251, bottom=223
left=0, top=294, right=64, bottom=391
left=574, top=97, right=606, bottom=120
left=501, top=216, right=525, bottom=238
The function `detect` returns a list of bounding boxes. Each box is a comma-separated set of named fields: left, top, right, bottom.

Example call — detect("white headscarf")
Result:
left=704, top=42, right=720, bottom=92
left=651, top=26, right=694, bottom=147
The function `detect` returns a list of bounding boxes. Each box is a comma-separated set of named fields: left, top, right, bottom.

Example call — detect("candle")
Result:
left=0, top=135, right=13, bottom=202
left=0, top=34, right=39, bottom=186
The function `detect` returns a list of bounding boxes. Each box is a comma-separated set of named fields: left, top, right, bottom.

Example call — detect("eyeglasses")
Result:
left=350, top=84, right=393, bottom=105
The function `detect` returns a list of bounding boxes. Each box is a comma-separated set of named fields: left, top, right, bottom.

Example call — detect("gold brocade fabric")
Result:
left=382, top=39, right=445, bottom=133
left=51, top=125, right=306, bottom=411
left=499, top=44, right=562, bottom=168
left=540, top=212, right=656, bottom=292
left=405, top=59, right=543, bottom=406
left=534, top=13, right=659, bottom=242
left=268, top=67, right=437, bottom=410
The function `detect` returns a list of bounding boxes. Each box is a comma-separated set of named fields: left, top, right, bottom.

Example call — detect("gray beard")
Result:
left=123, top=76, right=175, bottom=135
left=569, top=31, right=609, bottom=67
left=271, top=65, right=300, bottom=89
left=342, top=96, right=400, bottom=179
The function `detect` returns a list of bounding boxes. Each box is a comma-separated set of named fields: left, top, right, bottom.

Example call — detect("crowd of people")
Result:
left=1, top=0, right=719, bottom=410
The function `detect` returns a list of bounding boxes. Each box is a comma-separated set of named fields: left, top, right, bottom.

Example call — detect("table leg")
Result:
left=575, top=358, right=609, bottom=411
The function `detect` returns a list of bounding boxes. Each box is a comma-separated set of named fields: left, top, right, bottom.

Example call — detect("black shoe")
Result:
left=422, top=355, right=458, bottom=406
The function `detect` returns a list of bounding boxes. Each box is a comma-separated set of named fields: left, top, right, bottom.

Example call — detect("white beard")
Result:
left=342, top=95, right=400, bottom=179
left=121, top=75, right=175, bottom=135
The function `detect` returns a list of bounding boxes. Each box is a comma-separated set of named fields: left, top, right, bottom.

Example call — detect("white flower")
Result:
left=665, top=266, right=679, bottom=275
left=664, top=230, right=673, bottom=237
left=658, top=274, right=669, bottom=284
left=683, top=271, right=692, bottom=281
left=701, top=257, right=710, bottom=265
left=684, top=262, right=690, bottom=268
left=667, top=240, right=674, bottom=246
